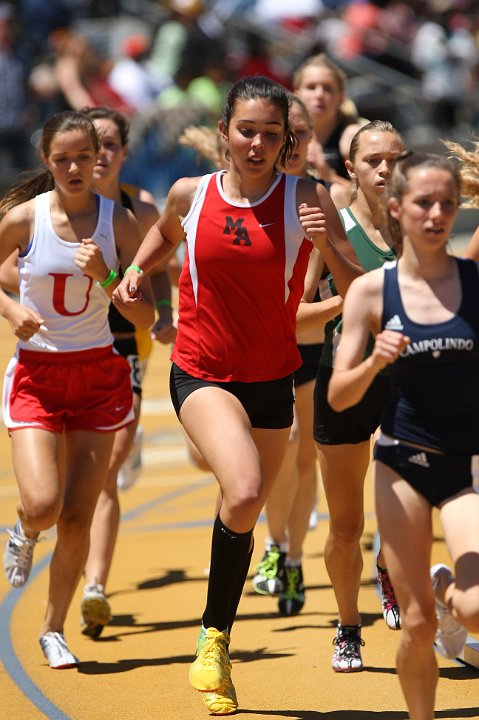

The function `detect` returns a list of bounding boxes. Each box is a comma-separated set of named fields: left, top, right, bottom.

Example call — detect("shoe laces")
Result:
left=283, top=567, right=301, bottom=599
left=377, top=566, right=398, bottom=611
left=257, top=547, right=281, bottom=579
left=198, top=631, right=229, bottom=668
left=6, top=528, right=40, bottom=568
left=333, top=626, right=365, bottom=658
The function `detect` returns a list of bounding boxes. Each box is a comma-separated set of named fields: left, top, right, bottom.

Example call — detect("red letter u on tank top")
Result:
left=50, top=273, right=94, bottom=316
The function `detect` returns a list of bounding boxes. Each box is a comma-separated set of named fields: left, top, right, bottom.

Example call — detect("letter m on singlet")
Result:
left=224, top=216, right=251, bottom=246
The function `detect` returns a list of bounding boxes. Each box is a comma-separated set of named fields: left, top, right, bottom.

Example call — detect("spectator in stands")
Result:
left=149, top=0, right=225, bottom=90
left=411, top=8, right=479, bottom=130
left=18, top=0, right=72, bottom=67
left=0, top=3, right=32, bottom=174
left=54, top=29, right=133, bottom=115
left=108, top=33, right=166, bottom=113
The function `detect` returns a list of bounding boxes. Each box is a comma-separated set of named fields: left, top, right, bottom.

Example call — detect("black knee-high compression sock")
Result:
left=202, top=515, right=253, bottom=632
left=228, top=538, right=254, bottom=632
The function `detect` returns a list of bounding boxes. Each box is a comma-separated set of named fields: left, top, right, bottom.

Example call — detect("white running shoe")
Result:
left=81, top=582, right=111, bottom=638
left=431, top=563, right=467, bottom=659
left=117, top=425, right=143, bottom=491
left=39, top=632, right=79, bottom=669
left=376, top=562, right=401, bottom=630
left=331, top=623, right=364, bottom=672
left=3, top=520, right=41, bottom=588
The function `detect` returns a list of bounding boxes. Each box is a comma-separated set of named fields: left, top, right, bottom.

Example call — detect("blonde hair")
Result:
left=348, top=120, right=405, bottom=202
left=387, top=153, right=461, bottom=256
left=293, top=53, right=359, bottom=121
left=179, top=125, right=225, bottom=169
left=443, top=138, right=479, bottom=208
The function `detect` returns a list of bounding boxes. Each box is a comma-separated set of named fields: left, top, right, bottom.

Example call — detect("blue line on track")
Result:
left=120, top=479, right=213, bottom=522
left=0, top=479, right=338, bottom=717
left=0, top=481, right=215, bottom=718
left=0, top=554, right=72, bottom=720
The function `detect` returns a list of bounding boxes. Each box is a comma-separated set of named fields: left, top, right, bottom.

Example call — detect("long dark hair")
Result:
left=221, top=75, right=296, bottom=168
left=83, top=106, right=130, bottom=146
left=0, top=111, right=99, bottom=217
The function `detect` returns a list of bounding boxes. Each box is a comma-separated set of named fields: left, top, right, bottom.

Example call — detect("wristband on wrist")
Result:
left=156, top=299, right=172, bottom=309
left=96, top=268, right=117, bottom=288
left=124, top=264, right=143, bottom=275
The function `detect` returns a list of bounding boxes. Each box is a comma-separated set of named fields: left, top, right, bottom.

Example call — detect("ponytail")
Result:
left=0, top=169, right=54, bottom=218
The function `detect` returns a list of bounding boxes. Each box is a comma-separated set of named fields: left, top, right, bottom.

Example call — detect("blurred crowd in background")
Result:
left=4, top=0, right=479, bottom=202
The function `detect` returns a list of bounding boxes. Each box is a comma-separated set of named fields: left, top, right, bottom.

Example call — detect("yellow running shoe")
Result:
left=189, top=626, right=230, bottom=691
left=80, top=583, right=111, bottom=639
left=202, top=663, right=238, bottom=715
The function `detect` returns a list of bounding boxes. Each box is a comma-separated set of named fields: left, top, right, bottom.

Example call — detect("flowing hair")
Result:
left=443, top=137, right=479, bottom=208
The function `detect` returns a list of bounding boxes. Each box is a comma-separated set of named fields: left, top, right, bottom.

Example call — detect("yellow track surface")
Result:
left=0, top=320, right=478, bottom=720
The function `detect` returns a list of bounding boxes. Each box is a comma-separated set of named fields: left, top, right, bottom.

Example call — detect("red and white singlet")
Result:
left=171, top=171, right=312, bottom=382
left=17, top=191, right=118, bottom=353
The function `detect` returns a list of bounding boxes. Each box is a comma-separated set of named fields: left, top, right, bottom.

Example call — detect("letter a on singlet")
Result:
left=224, top=216, right=251, bottom=246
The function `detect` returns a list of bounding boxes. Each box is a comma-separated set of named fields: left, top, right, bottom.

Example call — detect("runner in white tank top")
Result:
left=18, top=190, right=117, bottom=352
left=0, top=111, right=154, bottom=669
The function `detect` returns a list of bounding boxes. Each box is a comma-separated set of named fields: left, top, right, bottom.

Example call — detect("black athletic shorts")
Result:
left=374, top=437, right=479, bottom=507
left=170, top=363, right=294, bottom=429
left=113, top=336, right=142, bottom=396
left=294, top=343, right=323, bottom=387
left=314, top=364, right=391, bottom=445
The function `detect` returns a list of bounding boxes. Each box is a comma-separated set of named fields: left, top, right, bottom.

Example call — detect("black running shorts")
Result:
left=314, top=364, right=391, bottom=445
left=170, top=363, right=294, bottom=429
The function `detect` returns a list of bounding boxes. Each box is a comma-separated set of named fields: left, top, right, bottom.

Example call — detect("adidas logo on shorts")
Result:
left=385, top=314, right=404, bottom=331
left=407, top=452, right=430, bottom=468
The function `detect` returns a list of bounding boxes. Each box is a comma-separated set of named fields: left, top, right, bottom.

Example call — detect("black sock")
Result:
left=202, top=515, right=253, bottom=632
left=228, top=539, right=254, bottom=632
